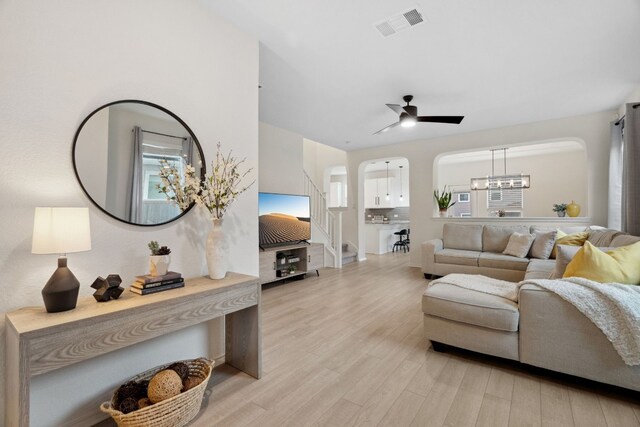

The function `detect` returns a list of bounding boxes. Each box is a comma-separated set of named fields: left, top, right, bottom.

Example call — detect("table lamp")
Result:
left=32, top=207, right=92, bottom=313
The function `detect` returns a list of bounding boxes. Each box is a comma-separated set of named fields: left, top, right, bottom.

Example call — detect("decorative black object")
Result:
left=91, top=274, right=124, bottom=302
left=118, top=397, right=139, bottom=414
left=42, top=256, right=81, bottom=313
left=72, top=100, right=206, bottom=227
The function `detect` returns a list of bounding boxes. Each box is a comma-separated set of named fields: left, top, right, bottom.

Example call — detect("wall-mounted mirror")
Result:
left=73, top=100, right=205, bottom=226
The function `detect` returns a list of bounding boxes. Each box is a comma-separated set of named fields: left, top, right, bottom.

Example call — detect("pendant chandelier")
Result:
left=470, top=148, right=530, bottom=191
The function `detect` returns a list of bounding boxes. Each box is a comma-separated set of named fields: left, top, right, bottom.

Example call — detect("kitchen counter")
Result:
left=365, top=223, right=410, bottom=254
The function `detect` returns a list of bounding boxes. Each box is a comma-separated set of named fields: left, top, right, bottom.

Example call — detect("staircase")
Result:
left=342, top=243, right=358, bottom=266
left=303, top=171, right=351, bottom=268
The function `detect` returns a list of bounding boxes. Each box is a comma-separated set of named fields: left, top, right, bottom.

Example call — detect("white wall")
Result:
left=259, top=122, right=304, bottom=195
left=0, top=1, right=258, bottom=425
left=618, top=85, right=640, bottom=115
left=436, top=147, right=588, bottom=217
left=303, top=138, right=348, bottom=193
left=345, top=110, right=615, bottom=266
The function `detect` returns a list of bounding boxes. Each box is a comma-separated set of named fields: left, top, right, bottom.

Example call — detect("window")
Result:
left=458, top=192, right=470, bottom=202
left=487, top=179, right=523, bottom=210
left=142, top=154, right=184, bottom=201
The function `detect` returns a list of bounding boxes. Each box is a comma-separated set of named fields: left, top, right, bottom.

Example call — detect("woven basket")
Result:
left=100, top=358, right=214, bottom=427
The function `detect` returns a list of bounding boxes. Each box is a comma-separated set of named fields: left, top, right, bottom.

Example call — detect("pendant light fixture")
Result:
left=399, top=165, right=404, bottom=201
left=385, top=161, right=390, bottom=201
left=470, top=148, right=530, bottom=191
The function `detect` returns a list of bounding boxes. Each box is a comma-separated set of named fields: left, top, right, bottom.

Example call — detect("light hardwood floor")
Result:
left=105, top=253, right=640, bottom=426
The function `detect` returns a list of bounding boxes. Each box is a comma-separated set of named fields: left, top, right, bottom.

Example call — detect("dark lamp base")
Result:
left=42, top=256, right=80, bottom=313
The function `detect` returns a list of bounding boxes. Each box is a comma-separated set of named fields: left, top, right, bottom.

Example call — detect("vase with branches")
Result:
left=157, top=142, right=254, bottom=279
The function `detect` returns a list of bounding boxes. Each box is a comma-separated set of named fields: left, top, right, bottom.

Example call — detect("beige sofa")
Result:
left=421, top=225, right=640, bottom=391
left=421, top=223, right=590, bottom=281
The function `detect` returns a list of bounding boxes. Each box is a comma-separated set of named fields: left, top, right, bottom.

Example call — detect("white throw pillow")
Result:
left=503, top=232, right=536, bottom=258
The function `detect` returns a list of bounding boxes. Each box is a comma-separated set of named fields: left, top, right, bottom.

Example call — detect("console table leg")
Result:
left=225, top=304, right=262, bottom=379
left=6, top=324, right=29, bottom=426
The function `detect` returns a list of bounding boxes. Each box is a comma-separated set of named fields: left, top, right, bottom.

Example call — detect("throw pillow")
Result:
left=563, top=241, right=640, bottom=285
left=528, top=230, right=557, bottom=260
left=553, top=244, right=617, bottom=279
left=503, top=232, right=536, bottom=258
left=550, top=230, right=588, bottom=259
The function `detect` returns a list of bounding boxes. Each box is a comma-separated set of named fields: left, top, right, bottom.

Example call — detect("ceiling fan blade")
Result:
left=386, top=104, right=404, bottom=115
left=416, top=116, right=464, bottom=124
left=373, top=122, right=400, bottom=135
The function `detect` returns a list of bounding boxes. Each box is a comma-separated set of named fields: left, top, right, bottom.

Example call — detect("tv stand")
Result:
left=258, top=242, right=324, bottom=285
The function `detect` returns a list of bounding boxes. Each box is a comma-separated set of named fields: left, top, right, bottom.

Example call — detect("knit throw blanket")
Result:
left=522, top=277, right=640, bottom=366
left=429, top=274, right=521, bottom=302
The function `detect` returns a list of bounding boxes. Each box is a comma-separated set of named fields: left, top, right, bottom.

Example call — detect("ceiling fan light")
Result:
left=401, top=116, right=416, bottom=127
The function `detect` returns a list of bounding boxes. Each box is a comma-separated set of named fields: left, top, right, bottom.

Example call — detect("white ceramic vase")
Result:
left=439, top=209, right=447, bottom=218
left=149, top=255, right=171, bottom=276
left=206, top=218, right=228, bottom=279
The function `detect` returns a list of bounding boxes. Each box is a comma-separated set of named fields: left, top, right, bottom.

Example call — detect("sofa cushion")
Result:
left=610, top=234, right=640, bottom=247
left=528, top=229, right=557, bottom=260
left=503, top=232, right=536, bottom=258
left=443, top=223, right=483, bottom=251
left=435, top=249, right=480, bottom=266
left=422, top=282, right=519, bottom=332
left=524, top=259, right=555, bottom=280
left=482, top=225, right=529, bottom=253
left=587, top=229, right=624, bottom=247
left=478, top=252, right=529, bottom=271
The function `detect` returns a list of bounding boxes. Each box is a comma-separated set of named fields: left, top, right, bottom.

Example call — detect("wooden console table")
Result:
left=5, top=272, right=261, bottom=427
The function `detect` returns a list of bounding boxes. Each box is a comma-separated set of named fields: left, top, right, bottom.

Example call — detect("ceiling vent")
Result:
left=374, top=7, right=424, bottom=38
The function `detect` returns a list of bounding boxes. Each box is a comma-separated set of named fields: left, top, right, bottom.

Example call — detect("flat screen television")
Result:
left=259, top=192, right=311, bottom=247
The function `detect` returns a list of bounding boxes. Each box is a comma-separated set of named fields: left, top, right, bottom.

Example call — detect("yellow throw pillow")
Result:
left=563, top=241, right=640, bottom=285
left=550, top=230, right=588, bottom=259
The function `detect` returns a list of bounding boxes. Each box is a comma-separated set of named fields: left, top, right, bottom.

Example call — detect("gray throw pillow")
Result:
left=529, top=230, right=557, bottom=260
left=503, top=232, right=536, bottom=258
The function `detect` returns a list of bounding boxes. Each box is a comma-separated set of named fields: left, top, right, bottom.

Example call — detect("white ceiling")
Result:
left=204, top=0, right=640, bottom=151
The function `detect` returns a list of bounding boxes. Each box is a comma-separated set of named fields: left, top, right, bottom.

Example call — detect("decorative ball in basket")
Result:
left=100, top=358, right=213, bottom=427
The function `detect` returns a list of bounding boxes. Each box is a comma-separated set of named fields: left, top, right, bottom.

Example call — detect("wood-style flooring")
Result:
left=101, top=252, right=640, bottom=426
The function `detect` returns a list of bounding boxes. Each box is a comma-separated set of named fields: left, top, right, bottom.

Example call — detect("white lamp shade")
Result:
left=32, top=207, right=92, bottom=254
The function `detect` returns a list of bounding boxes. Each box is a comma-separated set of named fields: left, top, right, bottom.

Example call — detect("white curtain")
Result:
left=608, top=120, right=623, bottom=230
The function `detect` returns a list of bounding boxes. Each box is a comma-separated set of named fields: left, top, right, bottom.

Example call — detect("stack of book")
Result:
left=130, top=271, right=184, bottom=295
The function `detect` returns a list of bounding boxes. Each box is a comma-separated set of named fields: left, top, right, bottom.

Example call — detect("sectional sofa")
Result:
left=420, top=223, right=640, bottom=391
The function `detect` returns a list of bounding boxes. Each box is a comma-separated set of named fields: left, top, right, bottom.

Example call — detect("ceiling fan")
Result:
left=374, top=95, right=464, bottom=135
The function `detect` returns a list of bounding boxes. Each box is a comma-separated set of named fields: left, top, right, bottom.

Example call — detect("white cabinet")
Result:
left=365, top=223, right=407, bottom=254
left=364, top=178, right=395, bottom=208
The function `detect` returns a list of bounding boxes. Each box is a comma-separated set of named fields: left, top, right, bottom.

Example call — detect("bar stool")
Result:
left=392, top=229, right=409, bottom=253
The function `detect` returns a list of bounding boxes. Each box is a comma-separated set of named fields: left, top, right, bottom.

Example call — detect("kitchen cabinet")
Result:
left=364, top=177, right=395, bottom=208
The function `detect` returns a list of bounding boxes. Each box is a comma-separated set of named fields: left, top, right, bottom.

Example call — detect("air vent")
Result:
left=374, top=7, right=424, bottom=38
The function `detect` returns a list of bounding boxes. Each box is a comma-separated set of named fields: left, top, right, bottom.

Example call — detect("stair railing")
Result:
left=303, top=171, right=342, bottom=268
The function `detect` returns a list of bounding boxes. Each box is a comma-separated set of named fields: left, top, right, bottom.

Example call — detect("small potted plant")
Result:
left=148, top=241, right=172, bottom=276
left=434, top=187, right=456, bottom=217
left=552, top=203, right=567, bottom=217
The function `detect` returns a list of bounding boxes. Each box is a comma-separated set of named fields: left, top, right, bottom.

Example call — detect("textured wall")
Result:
left=0, top=1, right=258, bottom=425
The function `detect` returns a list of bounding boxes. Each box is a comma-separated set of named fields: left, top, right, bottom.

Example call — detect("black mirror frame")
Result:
left=72, top=99, right=206, bottom=227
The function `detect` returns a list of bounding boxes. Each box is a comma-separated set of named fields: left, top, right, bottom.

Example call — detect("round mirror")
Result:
left=73, top=100, right=205, bottom=226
